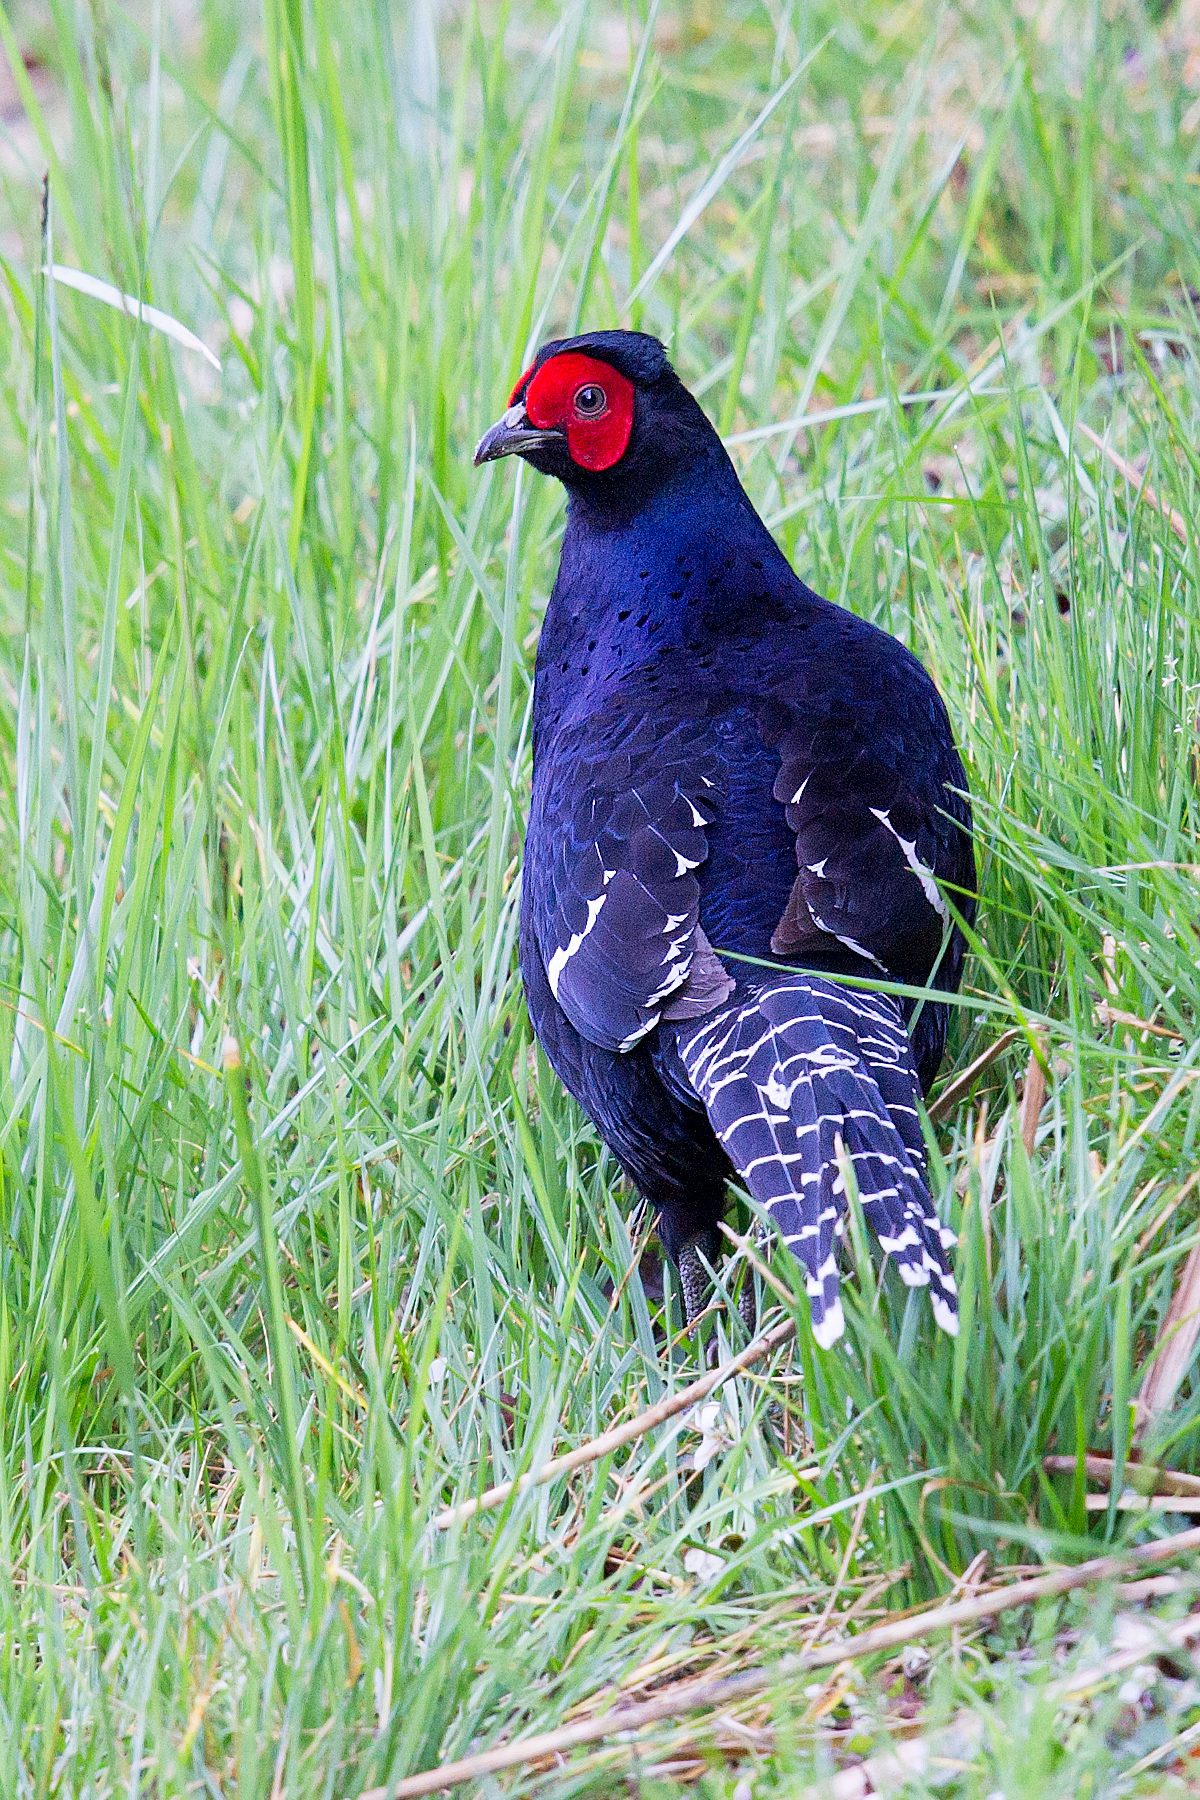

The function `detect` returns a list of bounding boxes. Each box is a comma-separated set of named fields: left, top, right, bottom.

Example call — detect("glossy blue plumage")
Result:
left=481, top=332, right=976, bottom=1339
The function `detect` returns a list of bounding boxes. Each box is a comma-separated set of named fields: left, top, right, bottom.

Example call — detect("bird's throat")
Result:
left=536, top=460, right=803, bottom=724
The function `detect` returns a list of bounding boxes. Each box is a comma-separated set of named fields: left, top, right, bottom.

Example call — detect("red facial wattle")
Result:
left=509, top=362, right=536, bottom=406
left=522, top=353, right=635, bottom=472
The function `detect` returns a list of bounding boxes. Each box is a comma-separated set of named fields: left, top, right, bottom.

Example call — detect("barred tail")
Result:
left=669, top=975, right=957, bottom=1348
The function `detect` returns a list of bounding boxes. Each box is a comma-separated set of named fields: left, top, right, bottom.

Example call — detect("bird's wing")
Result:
left=764, top=708, right=972, bottom=980
left=527, top=709, right=730, bottom=1054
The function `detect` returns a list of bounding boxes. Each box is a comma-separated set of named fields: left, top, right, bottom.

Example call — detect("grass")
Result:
left=2, top=0, right=1200, bottom=1790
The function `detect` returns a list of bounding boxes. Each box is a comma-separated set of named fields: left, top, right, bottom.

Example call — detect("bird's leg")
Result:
left=676, top=1234, right=712, bottom=1329
left=738, top=1271, right=757, bottom=1338
left=676, top=1239, right=758, bottom=1332
left=677, top=1231, right=756, bottom=1365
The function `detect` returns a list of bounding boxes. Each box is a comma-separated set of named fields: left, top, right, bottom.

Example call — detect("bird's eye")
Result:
left=574, top=383, right=607, bottom=417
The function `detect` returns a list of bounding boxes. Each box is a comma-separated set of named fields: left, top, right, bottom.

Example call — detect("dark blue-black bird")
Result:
left=475, top=331, right=975, bottom=1348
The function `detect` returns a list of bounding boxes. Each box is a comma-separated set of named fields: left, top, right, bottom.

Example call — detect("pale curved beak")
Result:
left=474, top=402, right=560, bottom=466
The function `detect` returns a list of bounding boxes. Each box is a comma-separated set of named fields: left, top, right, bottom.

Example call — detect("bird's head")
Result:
left=474, top=330, right=716, bottom=508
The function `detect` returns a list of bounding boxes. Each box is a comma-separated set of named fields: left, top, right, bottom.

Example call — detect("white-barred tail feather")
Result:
left=671, top=974, right=958, bottom=1346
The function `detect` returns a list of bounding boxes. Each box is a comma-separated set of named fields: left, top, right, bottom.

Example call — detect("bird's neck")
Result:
left=536, top=447, right=808, bottom=723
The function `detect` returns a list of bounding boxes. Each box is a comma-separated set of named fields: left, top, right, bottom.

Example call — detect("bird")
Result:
left=474, top=330, right=975, bottom=1349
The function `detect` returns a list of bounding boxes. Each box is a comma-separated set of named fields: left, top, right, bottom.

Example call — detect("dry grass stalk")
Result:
left=954, top=1100, right=995, bottom=1200
left=1135, top=1170, right=1200, bottom=1258
left=1083, top=1495, right=1200, bottom=1512
left=927, top=1028, right=1022, bottom=1123
left=566, top=1588, right=1200, bottom=1797
left=951, top=1034, right=1047, bottom=1203
left=1135, top=1242, right=1200, bottom=1442
left=1018, top=1041, right=1047, bottom=1158
left=1118, top=1576, right=1195, bottom=1599
left=433, top=1313, right=798, bottom=1530
left=802, top=1476, right=879, bottom=1652
left=1093, top=1001, right=1184, bottom=1042
left=1043, top=1453, right=1200, bottom=1498
left=1075, top=420, right=1189, bottom=543
left=368, top=1528, right=1200, bottom=1798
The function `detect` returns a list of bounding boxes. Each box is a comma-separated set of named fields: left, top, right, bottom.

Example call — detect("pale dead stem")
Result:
left=1074, top=419, right=1189, bottom=545
left=1044, top=1453, right=1200, bottom=1499
left=926, top=1027, right=1022, bottom=1124
left=610, top=1590, right=1200, bottom=1794
left=432, top=1313, right=799, bottom=1530
left=558, top=1570, right=912, bottom=1731
left=1137, top=1242, right=1200, bottom=1441
left=1017, top=1039, right=1047, bottom=1159
left=799, top=1607, right=1200, bottom=1800
left=953, top=1037, right=1046, bottom=1197
left=950, top=1021, right=1200, bottom=1497
left=934, top=1003, right=1179, bottom=1185
left=1093, top=1000, right=1184, bottom=1043
left=1135, top=1169, right=1200, bottom=1258
left=366, top=1528, right=1200, bottom=1798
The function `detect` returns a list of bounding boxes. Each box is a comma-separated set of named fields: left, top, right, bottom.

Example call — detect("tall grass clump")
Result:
left=0, top=0, right=1199, bottom=1791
